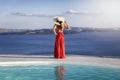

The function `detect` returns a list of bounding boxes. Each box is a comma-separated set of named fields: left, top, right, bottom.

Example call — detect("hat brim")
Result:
left=53, top=16, right=65, bottom=25
left=54, top=22, right=60, bottom=25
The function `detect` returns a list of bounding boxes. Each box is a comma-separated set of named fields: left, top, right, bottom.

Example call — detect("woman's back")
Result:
left=56, top=25, right=64, bottom=32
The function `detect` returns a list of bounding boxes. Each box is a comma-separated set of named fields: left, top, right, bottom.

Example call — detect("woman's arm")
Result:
left=64, top=21, right=70, bottom=29
left=53, top=24, right=57, bottom=35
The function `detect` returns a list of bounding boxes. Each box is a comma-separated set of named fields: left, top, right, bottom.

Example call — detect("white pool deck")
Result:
left=0, top=55, right=120, bottom=68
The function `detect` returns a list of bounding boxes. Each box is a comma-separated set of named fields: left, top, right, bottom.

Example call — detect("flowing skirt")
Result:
left=54, top=32, right=66, bottom=59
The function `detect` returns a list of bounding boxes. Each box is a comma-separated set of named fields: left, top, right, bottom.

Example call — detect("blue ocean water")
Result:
left=0, top=64, right=120, bottom=80
left=0, top=32, right=120, bottom=57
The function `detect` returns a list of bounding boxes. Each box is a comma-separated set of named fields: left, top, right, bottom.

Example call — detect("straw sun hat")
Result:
left=54, top=16, right=65, bottom=25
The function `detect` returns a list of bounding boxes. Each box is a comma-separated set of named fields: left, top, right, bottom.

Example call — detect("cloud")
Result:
left=64, top=10, right=101, bottom=15
left=11, top=10, right=101, bottom=18
left=11, top=12, right=62, bottom=17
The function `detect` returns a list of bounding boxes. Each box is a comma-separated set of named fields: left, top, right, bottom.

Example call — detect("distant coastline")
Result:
left=0, top=27, right=120, bottom=35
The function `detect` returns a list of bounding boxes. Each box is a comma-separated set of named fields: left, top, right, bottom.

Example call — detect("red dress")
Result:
left=54, top=31, right=66, bottom=59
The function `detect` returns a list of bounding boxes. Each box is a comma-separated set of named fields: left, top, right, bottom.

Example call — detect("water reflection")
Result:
left=55, top=65, right=66, bottom=80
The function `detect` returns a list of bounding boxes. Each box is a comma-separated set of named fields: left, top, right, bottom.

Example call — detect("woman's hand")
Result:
left=54, top=32, right=57, bottom=35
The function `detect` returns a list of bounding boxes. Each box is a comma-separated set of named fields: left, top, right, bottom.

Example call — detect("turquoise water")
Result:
left=0, top=64, right=120, bottom=80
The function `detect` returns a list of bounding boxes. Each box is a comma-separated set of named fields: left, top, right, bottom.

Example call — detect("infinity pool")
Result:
left=0, top=64, right=120, bottom=80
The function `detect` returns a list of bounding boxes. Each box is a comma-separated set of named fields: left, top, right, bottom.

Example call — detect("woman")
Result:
left=53, top=16, right=70, bottom=59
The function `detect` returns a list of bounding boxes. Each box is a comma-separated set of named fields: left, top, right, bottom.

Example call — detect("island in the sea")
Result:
left=0, top=27, right=120, bottom=35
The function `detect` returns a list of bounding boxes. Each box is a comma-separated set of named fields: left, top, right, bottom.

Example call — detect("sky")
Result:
left=0, top=0, right=120, bottom=29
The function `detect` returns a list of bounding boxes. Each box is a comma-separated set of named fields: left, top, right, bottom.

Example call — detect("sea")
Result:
left=0, top=32, right=120, bottom=57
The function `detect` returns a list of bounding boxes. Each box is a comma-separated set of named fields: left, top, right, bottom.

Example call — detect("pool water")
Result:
left=0, top=64, right=120, bottom=80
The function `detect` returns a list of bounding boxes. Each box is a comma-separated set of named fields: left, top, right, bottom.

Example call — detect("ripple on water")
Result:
left=0, top=64, right=120, bottom=80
